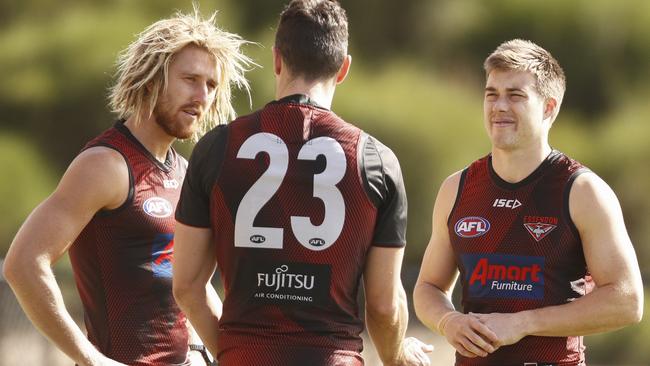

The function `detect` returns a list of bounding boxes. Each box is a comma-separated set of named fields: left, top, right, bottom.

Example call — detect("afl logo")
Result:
left=309, top=238, right=326, bottom=247
left=455, top=217, right=490, bottom=238
left=143, top=197, right=173, bottom=218
left=250, top=235, right=266, bottom=244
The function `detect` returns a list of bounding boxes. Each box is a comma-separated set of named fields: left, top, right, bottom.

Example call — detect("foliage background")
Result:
left=1, top=0, right=648, bottom=364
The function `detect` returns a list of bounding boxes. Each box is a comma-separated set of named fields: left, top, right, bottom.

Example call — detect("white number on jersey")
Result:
left=234, top=133, right=346, bottom=251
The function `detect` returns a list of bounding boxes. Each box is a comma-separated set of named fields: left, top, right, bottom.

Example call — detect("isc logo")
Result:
left=454, top=217, right=490, bottom=238
left=493, top=198, right=522, bottom=209
left=163, top=179, right=179, bottom=189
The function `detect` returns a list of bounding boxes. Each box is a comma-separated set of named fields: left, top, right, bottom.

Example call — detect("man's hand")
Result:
left=442, top=312, right=498, bottom=358
left=392, top=337, right=434, bottom=366
left=471, top=312, right=527, bottom=347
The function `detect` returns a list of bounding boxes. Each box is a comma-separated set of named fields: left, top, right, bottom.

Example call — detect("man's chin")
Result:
left=171, top=119, right=198, bottom=140
left=492, top=141, right=519, bottom=152
left=172, top=128, right=195, bottom=140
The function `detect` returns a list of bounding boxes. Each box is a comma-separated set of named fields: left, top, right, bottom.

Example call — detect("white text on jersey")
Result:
left=493, top=198, right=522, bottom=209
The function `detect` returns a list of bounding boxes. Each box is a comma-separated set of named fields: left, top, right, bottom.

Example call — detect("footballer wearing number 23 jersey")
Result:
left=175, top=94, right=408, bottom=365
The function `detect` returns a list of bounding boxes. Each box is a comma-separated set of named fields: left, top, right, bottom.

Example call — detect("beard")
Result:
left=152, top=100, right=198, bottom=140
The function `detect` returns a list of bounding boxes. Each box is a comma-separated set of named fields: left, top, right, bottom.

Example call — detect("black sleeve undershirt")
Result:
left=360, top=133, right=408, bottom=247
left=175, top=125, right=229, bottom=227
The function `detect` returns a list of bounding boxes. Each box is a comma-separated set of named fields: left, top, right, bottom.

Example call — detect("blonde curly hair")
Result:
left=109, top=8, right=254, bottom=140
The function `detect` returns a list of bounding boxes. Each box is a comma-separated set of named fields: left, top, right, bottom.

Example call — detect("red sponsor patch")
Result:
left=468, top=257, right=543, bottom=285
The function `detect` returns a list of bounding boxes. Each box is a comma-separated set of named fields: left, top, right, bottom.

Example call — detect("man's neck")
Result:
left=275, top=76, right=336, bottom=109
left=123, top=117, right=175, bottom=163
left=491, top=144, right=553, bottom=183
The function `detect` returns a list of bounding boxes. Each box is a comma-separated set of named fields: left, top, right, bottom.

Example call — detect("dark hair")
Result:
left=275, top=0, right=348, bottom=81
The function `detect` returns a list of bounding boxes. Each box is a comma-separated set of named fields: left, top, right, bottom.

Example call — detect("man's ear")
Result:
left=272, top=46, right=282, bottom=76
left=544, top=97, right=558, bottom=121
left=335, top=55, right=351, bottom=84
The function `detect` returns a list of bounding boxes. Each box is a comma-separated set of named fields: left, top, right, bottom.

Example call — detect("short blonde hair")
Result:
left=484, top=39, right=566, bottom=107
left=109, top=8, right=254, bottom=140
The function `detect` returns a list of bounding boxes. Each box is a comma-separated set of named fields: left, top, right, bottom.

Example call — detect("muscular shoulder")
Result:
left=570, top=172, right=618, bottom=211
left=569, top=172, right=622, bottom=236
left=58, top=146, right=129, bottom=211
left=440, top=171, right=463, bottom=196
left=77, top=144, right=126, bottom=163
left=438, top=171, right=464, bottom=209
left=425, top=169, right=465, bottom=229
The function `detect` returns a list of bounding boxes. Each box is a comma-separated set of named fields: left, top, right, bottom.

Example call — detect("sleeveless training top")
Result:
left=69, top=122, right=190, bottom=365
left=449, top=150, right=592, bottom=366
left=176, top=94, right=407, bottom=366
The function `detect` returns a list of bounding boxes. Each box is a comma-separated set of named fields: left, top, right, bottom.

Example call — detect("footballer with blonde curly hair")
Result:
left=4, top=8, right=253, bottom=366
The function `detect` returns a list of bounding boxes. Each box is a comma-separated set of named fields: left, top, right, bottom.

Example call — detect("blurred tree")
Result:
left=401, top=0, right=650, bottom=119
left=0, top=132, right=56, bottom=254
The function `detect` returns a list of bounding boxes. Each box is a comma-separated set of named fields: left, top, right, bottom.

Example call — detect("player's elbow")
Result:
left=1, top=257, right=16, bottom=286
left=631, top=305, right=644, bottom=325
left=625, top=288, right=644, bottom=325
left=612, top=283, right=644, bottom=327
left=172, top=278, right=194, bottom=309
left=365, top=289, right=405, bottom=324
left=2, top=247, right=37, bottom=289
left=366, top=301, right=400, bottom=323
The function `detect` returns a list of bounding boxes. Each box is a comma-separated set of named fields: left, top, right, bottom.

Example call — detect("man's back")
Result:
left=177, top=94, right=407, bottom=364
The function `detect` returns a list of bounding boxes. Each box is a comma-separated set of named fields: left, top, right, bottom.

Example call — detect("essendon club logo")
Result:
left=523, top=215, right=558, bottom=242
left=455, top=217, right=490, bottom=238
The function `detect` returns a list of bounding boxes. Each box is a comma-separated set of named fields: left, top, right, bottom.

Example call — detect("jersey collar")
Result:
left=488, top=149, right=561, bottom=190
left=270, top=94, right=329, bottom=110
left=114, top=120, right=175, bottom=172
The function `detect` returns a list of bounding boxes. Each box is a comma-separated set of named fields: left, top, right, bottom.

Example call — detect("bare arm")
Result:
left=364, top=246, right=432, bottom=366
left=413, top=172, right=498, bottom=358
left=364, top=247, right=408, bottom=364
left=172, top=222, right=223, bottom=357
left=2, top=148, right=129, bottom=366
left=474, top=172, right=644, bottom=345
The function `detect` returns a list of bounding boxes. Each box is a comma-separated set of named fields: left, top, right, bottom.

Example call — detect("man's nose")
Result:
left=492, top=95, right=509, bottom=112
left=193, top=82, right=210, bottom=104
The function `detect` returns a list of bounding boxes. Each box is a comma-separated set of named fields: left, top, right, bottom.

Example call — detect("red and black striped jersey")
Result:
left=176, top=94, right=407, bottom=366
left=69, top=122, right=190, bottom=365
left=448, top=150, right=593, bottom=366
